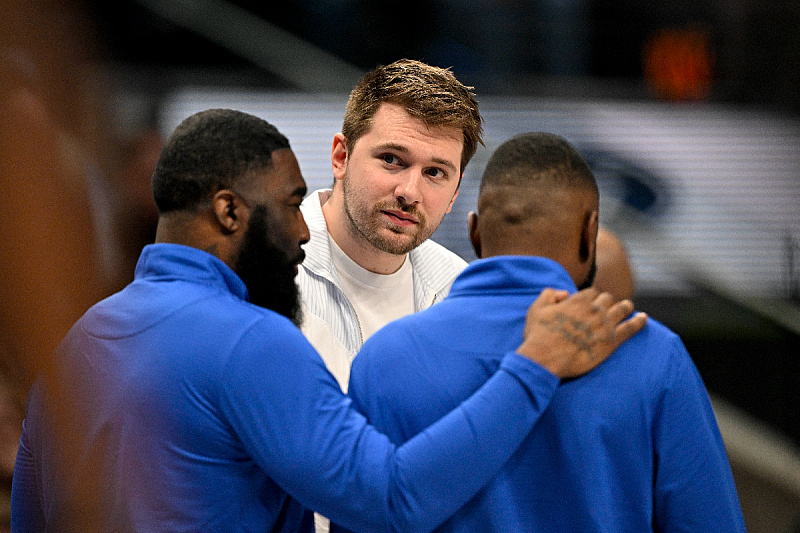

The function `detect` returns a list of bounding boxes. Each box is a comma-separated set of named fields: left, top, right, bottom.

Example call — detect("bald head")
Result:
left=469, top=132, right=599, bottom=288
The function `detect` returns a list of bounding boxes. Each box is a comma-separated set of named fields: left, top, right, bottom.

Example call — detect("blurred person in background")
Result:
left=594, top=225, right=635, bottom=301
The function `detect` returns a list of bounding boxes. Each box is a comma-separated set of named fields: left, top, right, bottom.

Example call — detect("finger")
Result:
left=571, top=287, right=599, bottom=303
left=611, top=312, right=648, bottom=349
left=606, top=299, right=635, bottom=325
left=530, top=288, right=569, bottom=311
left=591, top=291, right=614, bottom=312
left=551, top=289, right=570, bottom=304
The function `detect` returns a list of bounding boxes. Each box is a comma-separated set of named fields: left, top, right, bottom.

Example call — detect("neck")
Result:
left=320, top=189, right=407, bottom=275
left=154, top=212, right=195, bottom=246
left=154, top=211, right=234, bottom=269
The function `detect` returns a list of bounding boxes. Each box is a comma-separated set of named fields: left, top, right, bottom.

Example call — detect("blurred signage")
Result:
left=643, top=27, right=714, bottom=102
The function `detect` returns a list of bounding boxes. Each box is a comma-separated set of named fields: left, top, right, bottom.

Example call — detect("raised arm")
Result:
left=228, top=289, right=647, bottom=533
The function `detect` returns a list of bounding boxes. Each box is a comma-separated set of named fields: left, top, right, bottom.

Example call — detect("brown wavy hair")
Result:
left=341, top=59, right=484, bottom=175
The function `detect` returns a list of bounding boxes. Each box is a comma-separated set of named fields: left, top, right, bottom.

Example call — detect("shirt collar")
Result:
left=450, top=256, right=577, bottom=297
left=135, top=243, right=250, bottom=301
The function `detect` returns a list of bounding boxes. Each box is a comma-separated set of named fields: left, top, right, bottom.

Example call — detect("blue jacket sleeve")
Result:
left=652, top=338, right=747, bottom=532
left=11, top=408, right=46, bottom=532
left=219, top=320, right=559, bottom=533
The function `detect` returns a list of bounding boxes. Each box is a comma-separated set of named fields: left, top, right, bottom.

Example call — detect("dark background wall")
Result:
left=89, top=0, right=800, bottom=114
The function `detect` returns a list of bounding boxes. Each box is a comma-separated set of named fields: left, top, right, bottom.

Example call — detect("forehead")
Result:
left=363, top=103, right=463, bottom=157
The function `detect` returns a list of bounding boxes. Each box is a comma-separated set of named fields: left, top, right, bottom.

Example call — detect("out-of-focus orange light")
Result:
left=643, top=27, right=714, bottom=102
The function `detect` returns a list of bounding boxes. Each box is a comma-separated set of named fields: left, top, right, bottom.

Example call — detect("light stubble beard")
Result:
left=340, top=170, right=439, bottom=256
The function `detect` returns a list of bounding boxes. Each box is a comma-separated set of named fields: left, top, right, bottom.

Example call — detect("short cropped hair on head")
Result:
left=480, top=132, right=597, bottom=194
left=152, top=109, right=290, bottom=213
left=342, top=58, right=484, bottom=173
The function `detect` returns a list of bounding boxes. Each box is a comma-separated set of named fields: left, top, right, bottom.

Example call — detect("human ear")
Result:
left=212, top=189, right=246, bottom=234
left=468, top=211, right=482, bottom=258
left=580, top=210, right=599, bottom=263
left=331, top=133, right=349, bottom=183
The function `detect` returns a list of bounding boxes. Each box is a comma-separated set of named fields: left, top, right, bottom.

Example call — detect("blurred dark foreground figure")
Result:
left=0, top=0, right=113, bottom=530
left=11, top=110, right=646, bottom=532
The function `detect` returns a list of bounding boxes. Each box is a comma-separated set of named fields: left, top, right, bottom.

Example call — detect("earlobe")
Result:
left=331, top=133, right=349, bottom=181
left=468, top=211, right=482, bottom=258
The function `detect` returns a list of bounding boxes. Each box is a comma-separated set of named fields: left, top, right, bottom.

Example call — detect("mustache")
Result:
left=376, top=199, right=417, bottom=213
left=374, top=200, right=423, bottom=222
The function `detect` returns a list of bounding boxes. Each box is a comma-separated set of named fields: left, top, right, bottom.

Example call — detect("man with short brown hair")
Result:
left=298, top=59, right=483, bottom=390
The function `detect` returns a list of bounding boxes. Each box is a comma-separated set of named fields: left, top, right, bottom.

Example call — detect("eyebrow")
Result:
left=376, top=142, right=459, bottom=174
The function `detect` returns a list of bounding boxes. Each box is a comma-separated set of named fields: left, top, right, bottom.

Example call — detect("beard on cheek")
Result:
left=234, top=205, right=303, bottom=326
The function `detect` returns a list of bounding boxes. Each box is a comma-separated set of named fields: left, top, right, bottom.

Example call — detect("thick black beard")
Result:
left=234, top=205, right=303, bottom=326
left=578, top=259, right=598, bottom=291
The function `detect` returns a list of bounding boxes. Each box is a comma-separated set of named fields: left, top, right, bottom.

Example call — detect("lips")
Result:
left=382, top=209, right=419, bottom=225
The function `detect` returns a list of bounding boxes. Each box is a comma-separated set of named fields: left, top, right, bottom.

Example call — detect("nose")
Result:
left=394, top=171, right=423, bottom=206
